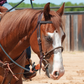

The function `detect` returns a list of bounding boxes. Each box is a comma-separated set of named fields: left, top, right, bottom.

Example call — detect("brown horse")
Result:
left=0, top=2, right=65, bottom=84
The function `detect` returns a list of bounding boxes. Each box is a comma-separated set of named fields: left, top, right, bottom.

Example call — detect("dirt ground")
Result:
left=23, top=51, right=84, bottom=84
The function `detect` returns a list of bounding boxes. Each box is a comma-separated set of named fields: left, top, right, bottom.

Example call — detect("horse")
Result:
left=0, top=2, right=65, bottom=84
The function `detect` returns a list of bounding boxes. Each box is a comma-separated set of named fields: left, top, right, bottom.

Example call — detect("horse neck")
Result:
left=0, top=10, right=39, bottom=51
left=8, top=20, right=38, bottom=61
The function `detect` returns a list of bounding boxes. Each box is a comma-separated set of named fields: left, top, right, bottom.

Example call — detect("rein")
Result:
left=0, top=44, right=30, bottom=72
left=30, top=0, right=33, bottom=9
left=6, top=0, right=34, bottom=12
left=0, top=45, right=27, bottom=84
left=6, top=0, right=24, bottom=12
left=0, top=0, right=33, bottom=21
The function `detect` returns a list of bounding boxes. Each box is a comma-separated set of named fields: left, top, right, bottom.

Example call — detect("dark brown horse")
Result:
left=0, top=2, right=65, bottom=84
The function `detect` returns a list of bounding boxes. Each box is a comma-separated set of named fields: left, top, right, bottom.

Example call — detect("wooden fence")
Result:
left=62, top=14, right=84, bottom=51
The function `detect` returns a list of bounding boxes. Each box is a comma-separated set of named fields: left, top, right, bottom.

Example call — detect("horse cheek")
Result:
left=30, top=31, right=40, bottom=55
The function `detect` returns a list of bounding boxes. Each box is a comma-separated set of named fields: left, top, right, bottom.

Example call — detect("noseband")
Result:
left=36, top=13, right=63, bottom=77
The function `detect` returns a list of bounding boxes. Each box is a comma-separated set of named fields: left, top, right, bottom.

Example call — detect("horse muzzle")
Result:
left=49, top=70, right=65, bottom=80
left=44, top=67, right=65, bottom=80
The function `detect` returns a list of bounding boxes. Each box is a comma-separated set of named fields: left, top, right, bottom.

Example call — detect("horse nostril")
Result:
left=54, top=71, right=59, bottom=76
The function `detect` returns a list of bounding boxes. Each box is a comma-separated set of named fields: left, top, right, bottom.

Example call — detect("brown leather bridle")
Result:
left=36, top=13, right=63, bottom=77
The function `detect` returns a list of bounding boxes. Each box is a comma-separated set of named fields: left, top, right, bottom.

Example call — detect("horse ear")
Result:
left=56, top=3, right=65, bottom=17
left=43, top=2, right=50, bottom=20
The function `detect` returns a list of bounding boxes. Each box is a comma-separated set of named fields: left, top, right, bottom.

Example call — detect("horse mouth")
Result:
left=45, top=67, right=50, bottom=78
left=45, top=72, right=59, bottom=80
left=49, top=71, right=64, bottom=80
left=45, top=68, right=59, bottom=79
left=42, top=66, right=59, bottom=79
left=49, top=74, right=59, bottom=80
left=42, top=66, right=64, bottom=80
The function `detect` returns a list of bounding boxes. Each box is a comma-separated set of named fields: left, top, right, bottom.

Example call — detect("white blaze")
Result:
left=47, top=27, right=64, bottom=74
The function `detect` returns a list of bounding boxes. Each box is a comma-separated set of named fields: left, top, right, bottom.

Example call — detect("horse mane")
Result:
left=1, top=9, right=42, bottom=38
left=0, top=8, right=43, bottom=53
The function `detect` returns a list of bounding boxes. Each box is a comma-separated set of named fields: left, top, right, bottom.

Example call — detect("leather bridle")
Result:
left=36, top=12, right=63, bottom=77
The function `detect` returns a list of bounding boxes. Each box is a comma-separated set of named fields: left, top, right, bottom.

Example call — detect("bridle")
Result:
left=36, top=12, right=63, bottom=77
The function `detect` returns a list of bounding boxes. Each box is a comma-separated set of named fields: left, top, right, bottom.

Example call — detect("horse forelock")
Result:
left=50, top=11, right=63, bottom=34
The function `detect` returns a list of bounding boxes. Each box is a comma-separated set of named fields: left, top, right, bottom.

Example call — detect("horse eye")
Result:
left=56, top=30, right=58, bottom=33
left=45, top=36, right=53, bottom=44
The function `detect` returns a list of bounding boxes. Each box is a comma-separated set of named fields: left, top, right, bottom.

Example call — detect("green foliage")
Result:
left=9, top=2, right=84, bottom=11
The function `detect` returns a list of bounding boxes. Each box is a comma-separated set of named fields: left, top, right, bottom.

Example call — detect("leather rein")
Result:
left=36, top=13, right=63, bottom=77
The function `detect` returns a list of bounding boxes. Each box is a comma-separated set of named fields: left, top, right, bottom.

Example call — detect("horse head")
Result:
left=30, top=3, right=65, bottom=80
